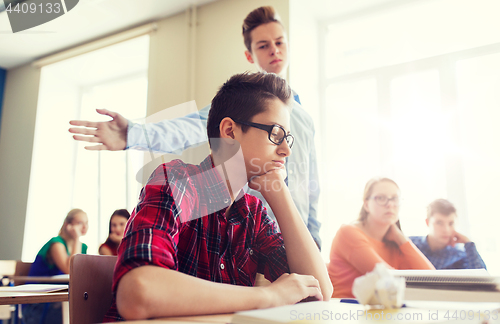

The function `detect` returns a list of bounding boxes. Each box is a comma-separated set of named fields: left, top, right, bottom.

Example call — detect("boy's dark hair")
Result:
left=242, top=6, right=283, bottom=52
left=207, top=72, right=292, bottom=152
left=427, top=199, right=457, bottom=219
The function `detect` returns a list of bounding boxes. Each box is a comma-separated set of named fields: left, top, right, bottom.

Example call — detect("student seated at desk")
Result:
left=410, top=199, right=486, bottom=270
left=102, top=72, right=332, bottom=322
left=99, top=209, right=130, bottom=256
left=327, top=177, right=434, bottom=298
left=23, top=208, right=88, bottom=324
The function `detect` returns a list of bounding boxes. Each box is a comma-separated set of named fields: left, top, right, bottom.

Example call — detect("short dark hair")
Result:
left=427, top=199, right=457, bottom=219
left=242, top=6, right=283, bottom=52
left=207, top=72, right=292, bottom=152
left=109, top=209, right=130, bottom=234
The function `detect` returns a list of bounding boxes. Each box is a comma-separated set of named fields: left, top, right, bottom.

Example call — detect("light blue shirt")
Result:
left=126, top=94, right=322, bottom=248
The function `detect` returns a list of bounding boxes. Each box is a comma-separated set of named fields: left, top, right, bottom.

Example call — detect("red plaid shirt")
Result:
left=103, top=155, right=289, bottom=321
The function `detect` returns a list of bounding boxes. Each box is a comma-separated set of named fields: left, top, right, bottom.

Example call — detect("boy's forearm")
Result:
left=116, top=265, right=270, bottom=320
left=263, top=189, right=333, bottom=299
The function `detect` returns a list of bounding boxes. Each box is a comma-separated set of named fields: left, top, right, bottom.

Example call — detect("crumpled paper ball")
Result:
left=352, top=263, right=405, bottom=308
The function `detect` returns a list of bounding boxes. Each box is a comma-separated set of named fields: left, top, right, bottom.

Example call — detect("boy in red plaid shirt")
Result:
left=104, top=72, right=332, bottom=321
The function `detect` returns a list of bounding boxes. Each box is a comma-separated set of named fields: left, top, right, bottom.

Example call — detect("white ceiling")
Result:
left=0, top=0, right=397, bottom=70
left=0, top=0, right=216, bottom=69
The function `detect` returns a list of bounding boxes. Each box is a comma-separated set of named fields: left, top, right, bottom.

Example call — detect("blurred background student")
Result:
left=327, top=178, right=434, bottom=298
left=23, top=208, right=88, bottom=324
left=410, top=199, right=486, bottom=270
left=99, top=209, right=130, bottom=256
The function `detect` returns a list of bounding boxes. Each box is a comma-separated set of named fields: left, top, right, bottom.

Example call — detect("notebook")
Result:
left=230, top=300, right=453, bottom=323
left=0, top=284, right=68, bottom=293
left=231, top=301, right=365, bottom=324
left=389, top=269, right=499, bottom=291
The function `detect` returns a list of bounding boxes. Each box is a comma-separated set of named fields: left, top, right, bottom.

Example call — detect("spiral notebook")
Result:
left=389, top=269, right=499, bottom=291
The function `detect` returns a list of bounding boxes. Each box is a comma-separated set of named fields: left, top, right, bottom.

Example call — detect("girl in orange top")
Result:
left=327, top=177, right=435, bottom=298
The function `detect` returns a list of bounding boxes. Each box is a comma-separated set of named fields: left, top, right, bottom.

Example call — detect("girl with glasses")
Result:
left=327, top=177, right=434, bottom=298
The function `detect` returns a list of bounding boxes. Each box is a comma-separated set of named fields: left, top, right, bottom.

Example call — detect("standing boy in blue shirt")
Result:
left=410, top=199, right=486, bottom=270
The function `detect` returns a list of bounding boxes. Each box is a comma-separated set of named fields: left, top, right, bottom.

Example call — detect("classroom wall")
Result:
left=0, top=65, right=41, bottom=260
left=0, top=0, right=290, bottom=259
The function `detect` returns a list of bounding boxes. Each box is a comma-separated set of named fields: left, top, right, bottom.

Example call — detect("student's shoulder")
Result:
left=330, top=224, right=368, bottom=251
left=337, top=223, right=364, bottom=236
left=40, top=237, right=66, bottom=256
left=161, top=159, right=194, bottom=173
left=243, top=193, right=265, bottom=214
left=408, top=235, right=426, bottom=247
left=334, top=224, right=369, bottom=243
left=82, top=242, right=88, bottom=254
left=147, top=159, right=199, bottom=184
left=45, top=236, right=65, bottom=249
left=290, top=100, right=315, bottom=127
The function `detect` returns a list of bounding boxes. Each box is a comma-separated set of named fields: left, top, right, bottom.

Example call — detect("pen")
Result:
left=340, top=299, right=406, bottom=307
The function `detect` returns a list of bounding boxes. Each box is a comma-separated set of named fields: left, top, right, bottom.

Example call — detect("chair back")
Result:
left=14, top=261, right=32, bottom=276
left=69, top=254, right=117, bottom=324
left=13, top=261, right=32, bottom=285
left=0, top=260, right=32, bottom=285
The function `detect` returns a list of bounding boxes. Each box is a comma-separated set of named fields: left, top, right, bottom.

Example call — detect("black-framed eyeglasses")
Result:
left=368, top=195, right=400, bottom=207
left=234, top=120, right=294, bottom=148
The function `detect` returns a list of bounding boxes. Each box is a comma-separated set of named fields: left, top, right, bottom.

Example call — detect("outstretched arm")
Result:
left=69, top=105, right=210, bottom=154
left=69, top=108, right=128, bottom=151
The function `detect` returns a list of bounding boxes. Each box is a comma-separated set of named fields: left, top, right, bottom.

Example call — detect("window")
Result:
left=23, top=35, right=149, bottom=260
left=319, top=0, right=500, bottom=274
left=456, top=52, right=500, bottom=274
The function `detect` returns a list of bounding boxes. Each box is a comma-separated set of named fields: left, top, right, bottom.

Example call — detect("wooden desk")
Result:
left=116, top=294, right=500, bottom=323
left=0, top=291, right=68, bottom=305
left=118, top=314, right=231, bottom=323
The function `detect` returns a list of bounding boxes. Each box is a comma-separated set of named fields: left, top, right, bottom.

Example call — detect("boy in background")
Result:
left=410, top=199, right=486, bottom=270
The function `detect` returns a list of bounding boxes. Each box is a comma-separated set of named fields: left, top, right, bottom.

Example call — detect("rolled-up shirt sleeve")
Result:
left=125, top=104, right=210, bottom=154
left=111, top=164, right=191, bottom=292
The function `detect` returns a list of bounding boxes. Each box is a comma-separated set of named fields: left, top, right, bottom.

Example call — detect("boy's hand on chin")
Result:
left=248, top=168, right=287, bottom=194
